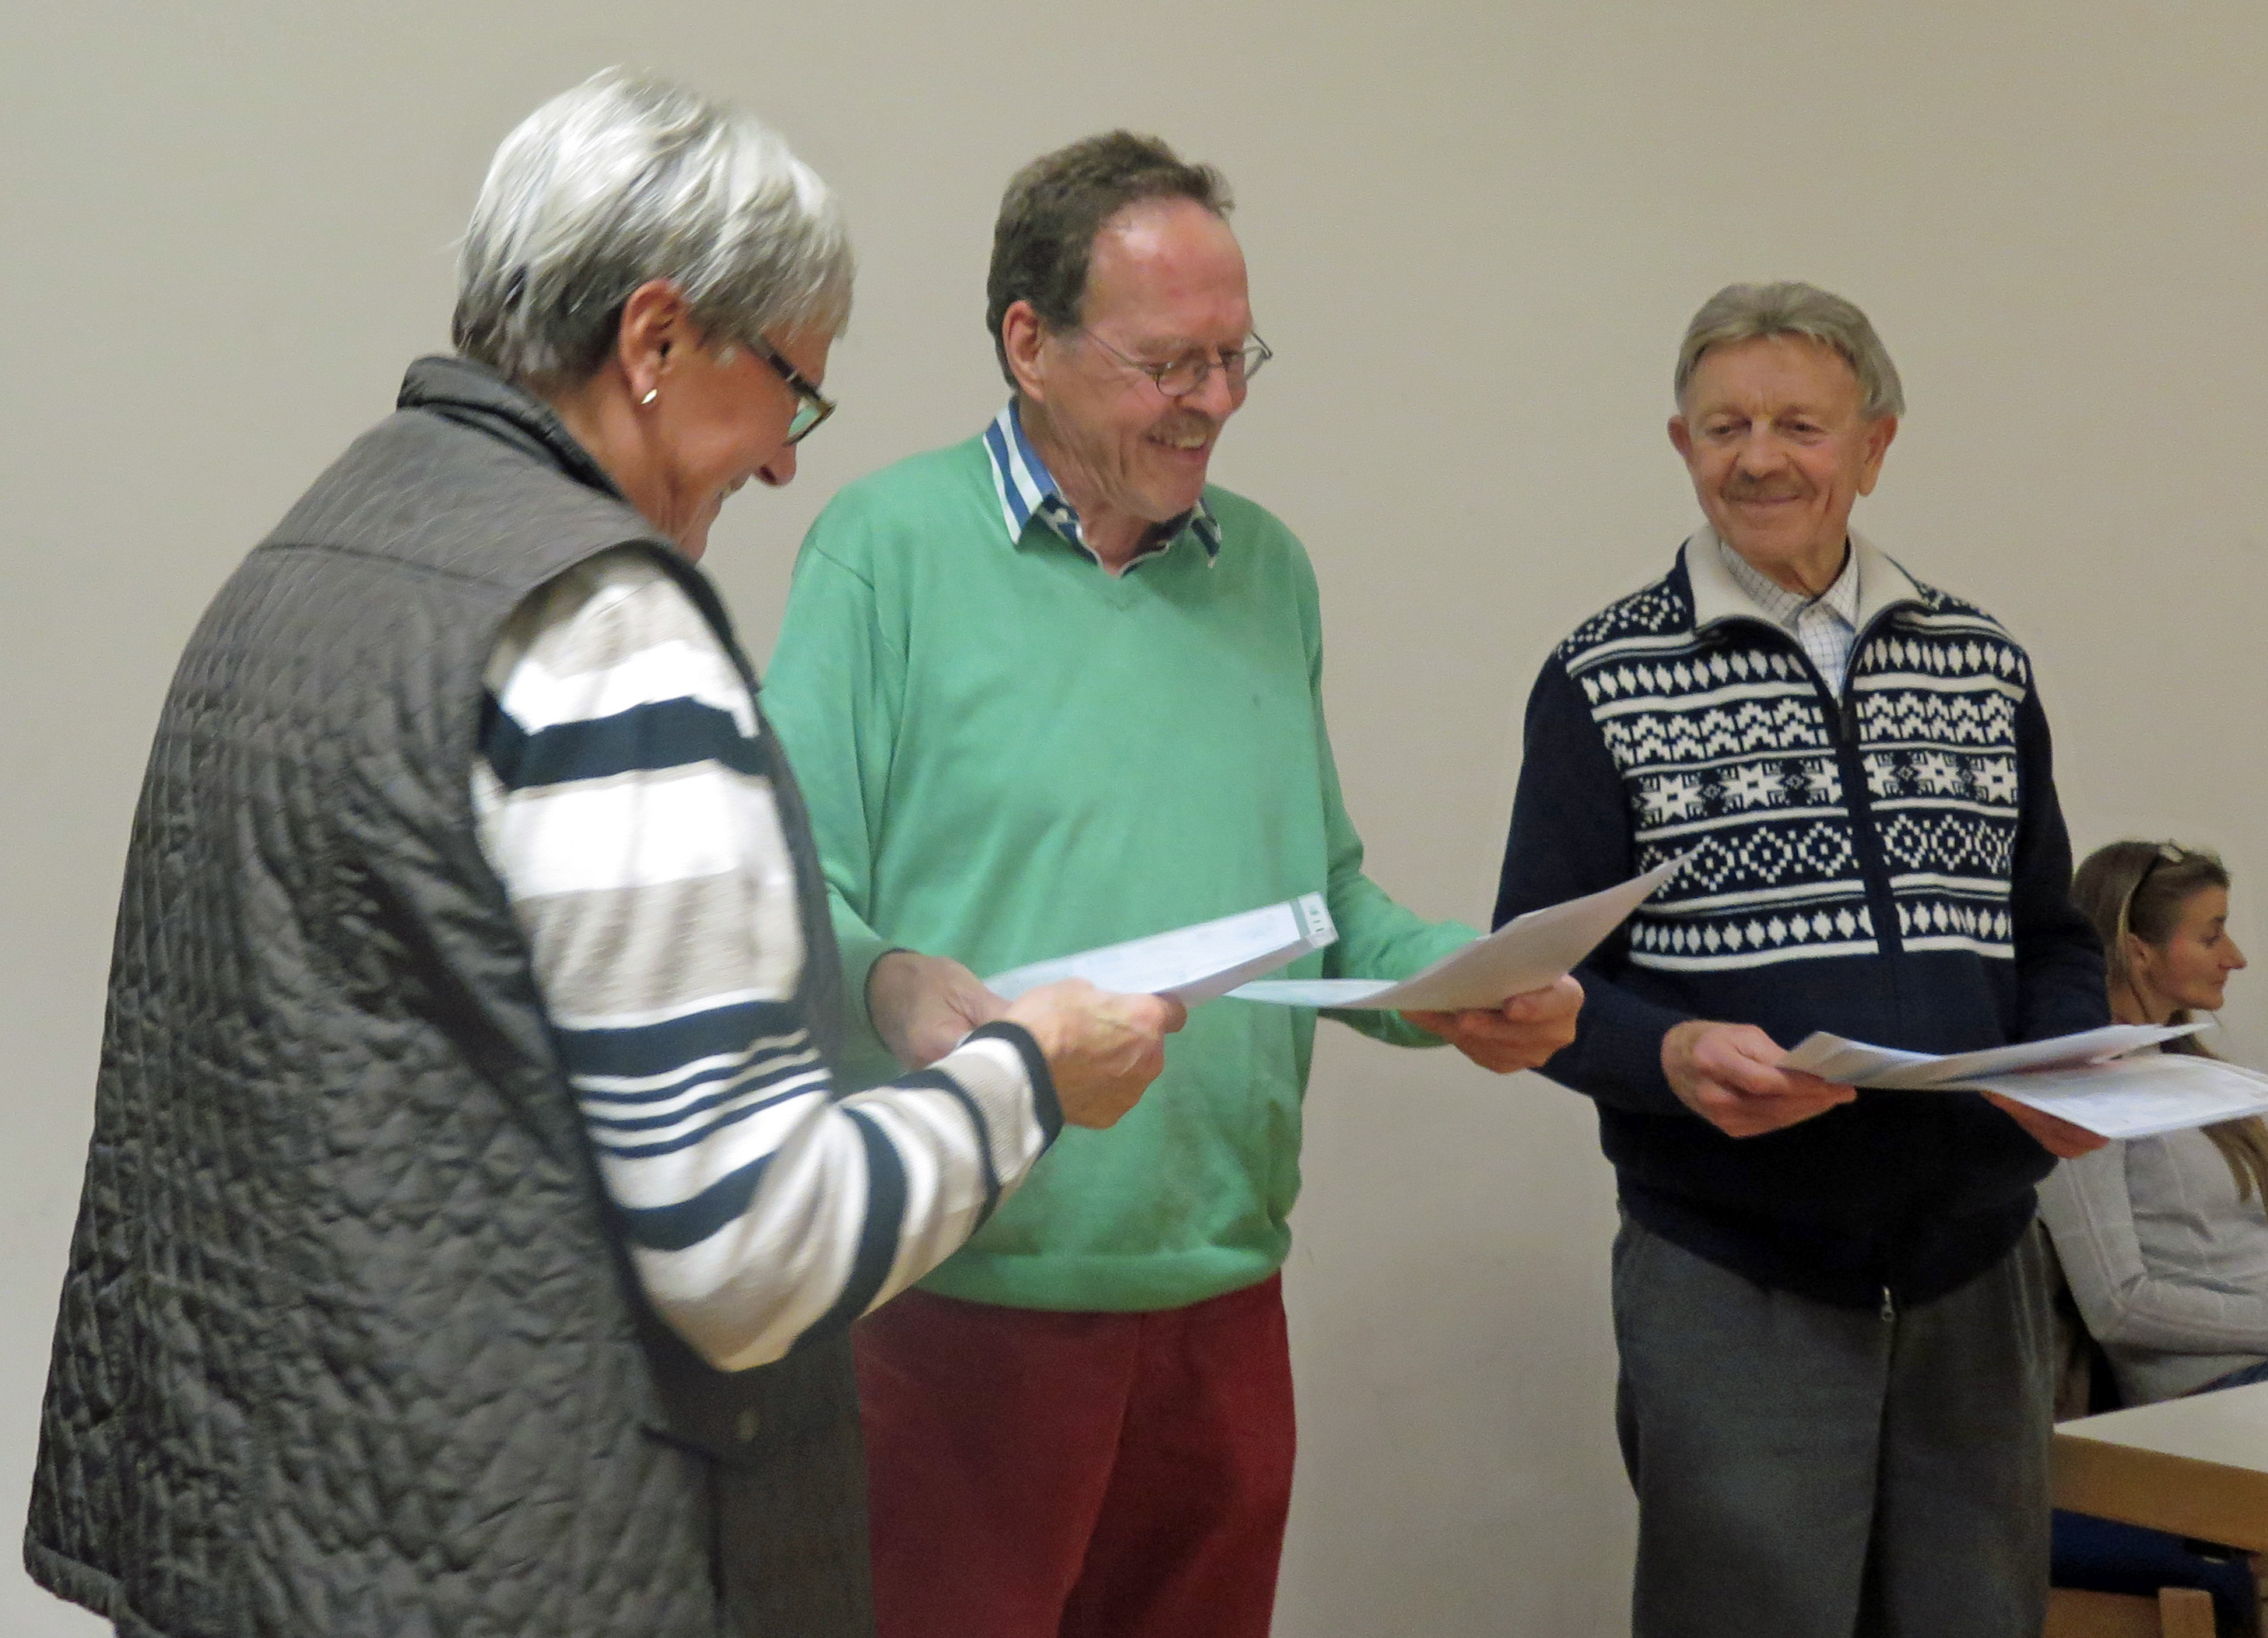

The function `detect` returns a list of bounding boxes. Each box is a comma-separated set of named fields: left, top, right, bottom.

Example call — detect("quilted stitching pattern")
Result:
left=28, top=359, right=862, bottom=1638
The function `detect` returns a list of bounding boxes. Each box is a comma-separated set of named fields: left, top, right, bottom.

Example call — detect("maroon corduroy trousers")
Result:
left=854, top=1272, right=1297, bottom=1638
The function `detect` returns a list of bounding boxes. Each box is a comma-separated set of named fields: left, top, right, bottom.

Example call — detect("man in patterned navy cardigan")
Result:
left=1494, top=282, right=2108, bottom=1638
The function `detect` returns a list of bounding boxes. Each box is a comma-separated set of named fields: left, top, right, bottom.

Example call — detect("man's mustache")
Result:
left=1722, top=479, right=1810, bottom=502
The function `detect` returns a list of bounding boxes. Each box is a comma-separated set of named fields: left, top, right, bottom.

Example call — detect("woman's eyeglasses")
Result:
left=745, top=335, right=836, bottom=444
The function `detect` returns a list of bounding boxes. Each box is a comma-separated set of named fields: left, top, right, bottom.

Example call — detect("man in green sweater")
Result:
left=762, top=132, right=1582, bottom=1638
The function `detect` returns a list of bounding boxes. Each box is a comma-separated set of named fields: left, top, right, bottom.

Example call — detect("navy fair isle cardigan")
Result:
left=1496, top=530, right=2107, bottom=1309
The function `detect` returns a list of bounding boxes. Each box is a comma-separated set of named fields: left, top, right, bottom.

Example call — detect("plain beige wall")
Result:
left=6, top=4, right=2265, bottom=1634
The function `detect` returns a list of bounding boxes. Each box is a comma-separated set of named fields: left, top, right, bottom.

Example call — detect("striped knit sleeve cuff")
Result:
left=960, top=1019, right=1062, bottom=1144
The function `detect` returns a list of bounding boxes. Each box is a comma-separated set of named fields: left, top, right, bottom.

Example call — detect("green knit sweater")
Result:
left=761, top=433, right=1473, bottom=1311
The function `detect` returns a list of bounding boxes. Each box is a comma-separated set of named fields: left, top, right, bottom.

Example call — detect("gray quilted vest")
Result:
left=26, top=356, right=871, bottom=1638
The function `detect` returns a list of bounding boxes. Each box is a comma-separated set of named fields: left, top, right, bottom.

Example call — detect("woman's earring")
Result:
left=639, top=388, right=658, bottom=407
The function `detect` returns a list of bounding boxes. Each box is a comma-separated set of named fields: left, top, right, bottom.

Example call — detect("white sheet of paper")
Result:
left=1782, top=1022, right=2208, bottom=1090
left=984, top=893, right=1338, bottom=1005
left=1778, top=1021, right=2256, bottom=1138
left=1227, top=858, right=1685, bottom=1012
left=1966, top=1054, right=2268, bottom=1141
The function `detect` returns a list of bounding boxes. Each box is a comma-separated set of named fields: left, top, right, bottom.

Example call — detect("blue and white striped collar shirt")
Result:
left=1717, top=534, right=1862, bottom=695
left=981, top=402, right=1222, bottom=568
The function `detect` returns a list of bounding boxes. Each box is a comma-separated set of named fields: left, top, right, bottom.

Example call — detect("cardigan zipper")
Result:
left=1833, top=608, right=1916, bottom=1040
left=1699, top=612, right=1912, bottom=1002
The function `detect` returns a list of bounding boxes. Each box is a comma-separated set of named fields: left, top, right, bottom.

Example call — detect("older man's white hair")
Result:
left=454, top=69, right=853, bottom=385
left=1674, top=282, right=1905, bottom=422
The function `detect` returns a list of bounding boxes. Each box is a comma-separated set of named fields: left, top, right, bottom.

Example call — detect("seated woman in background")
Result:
left=2038, top=840, right=2265, bottom=1404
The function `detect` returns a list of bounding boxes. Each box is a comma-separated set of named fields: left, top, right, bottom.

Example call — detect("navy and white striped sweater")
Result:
left=1495, top=531, right=2105, bottom=1307
left=474, top=549, right=1060, bottom=1370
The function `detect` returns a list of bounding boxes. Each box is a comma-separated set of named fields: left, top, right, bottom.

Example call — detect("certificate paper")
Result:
left=1953, top=1054, right=2268, bottom=1141
left=1228, top=858, right=1684, bottom=1012
left=1782, top=1022, right=2268, bottom=1139
left=985, top=894, right=1338, bottom=1006
left=1782, top=1023, right=2208, bottom=1091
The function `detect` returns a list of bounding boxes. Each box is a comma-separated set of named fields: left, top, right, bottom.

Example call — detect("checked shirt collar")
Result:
left=1716, top=533, right=1862, bottom=695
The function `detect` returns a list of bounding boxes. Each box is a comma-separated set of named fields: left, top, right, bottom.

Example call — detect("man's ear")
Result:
left=1667, top=414, right=1694, bottom=461
left=1000, top=300, right=1050, bottom=403
left=1855, top=415, right=1898, bottom=497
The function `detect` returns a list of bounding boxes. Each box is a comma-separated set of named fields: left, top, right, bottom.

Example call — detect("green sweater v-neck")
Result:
left=763, top=434, right=1473, bottom=1311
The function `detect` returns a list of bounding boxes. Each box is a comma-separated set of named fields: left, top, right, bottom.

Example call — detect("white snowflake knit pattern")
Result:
left=1564, top=575, right=2030, bottom=973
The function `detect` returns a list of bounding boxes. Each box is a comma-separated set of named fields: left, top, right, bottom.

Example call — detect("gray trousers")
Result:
left=1612, top=1215, right=2053, bottom=1638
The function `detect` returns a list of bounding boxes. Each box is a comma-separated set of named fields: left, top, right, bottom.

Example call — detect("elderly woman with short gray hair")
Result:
left=450, top=69, right=849, bottom=551
left=28, top=69, right=1176, bottom=1638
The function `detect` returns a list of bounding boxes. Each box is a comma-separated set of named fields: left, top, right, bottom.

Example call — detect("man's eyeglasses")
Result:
left=745, top=334, right=836, bottom=444
left=1079, top=329, right=1273, bottom=398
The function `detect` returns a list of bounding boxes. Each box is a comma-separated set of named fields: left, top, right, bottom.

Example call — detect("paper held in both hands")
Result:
left=1782, top=1023, right=2268, bottom=1140
left=985, top=859, right=1683, bottom=1014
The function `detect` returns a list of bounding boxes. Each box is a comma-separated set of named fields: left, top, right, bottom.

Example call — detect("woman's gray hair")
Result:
left=1673, top=282, right=1905, bottom=421
left=453, top=69, right=853, bottom=386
